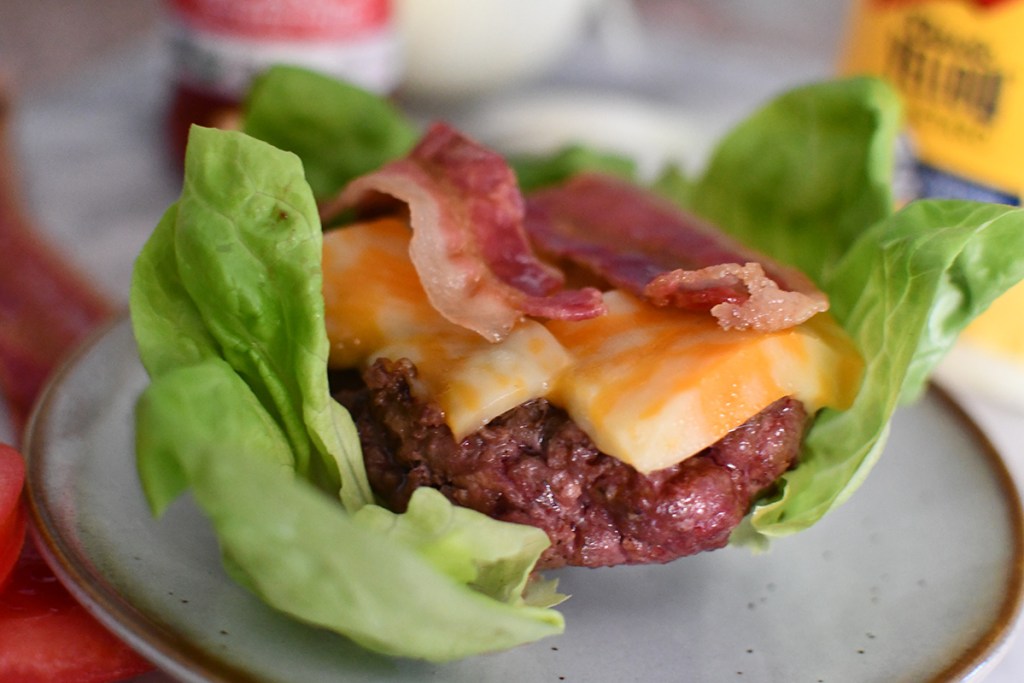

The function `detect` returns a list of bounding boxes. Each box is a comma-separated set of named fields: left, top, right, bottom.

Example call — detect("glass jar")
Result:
left=164, top=0, right=402, bottom=160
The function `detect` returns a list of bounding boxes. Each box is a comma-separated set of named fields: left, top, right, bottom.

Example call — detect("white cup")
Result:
left=394, top=0, right=602, bottom=99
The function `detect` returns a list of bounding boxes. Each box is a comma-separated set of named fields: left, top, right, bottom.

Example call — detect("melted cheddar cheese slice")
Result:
left=322, top=218, right=863, bottom=474
left=323, top=218, right=442, bottom=368
left=323, top=218, right=571, bottom=437
left=545, top=291, right=862, bottom=472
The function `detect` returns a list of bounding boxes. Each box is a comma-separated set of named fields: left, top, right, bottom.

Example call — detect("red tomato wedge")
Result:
left=0, top=445, right=151, bottom=681
left=0, top=444, right=26, bottom=587
left=0, top=540, right=152, bottom=683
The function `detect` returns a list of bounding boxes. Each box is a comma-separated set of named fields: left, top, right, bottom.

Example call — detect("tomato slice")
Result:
left=0, top=539, right=153, bottom=683
left=0, top=445, right=152, bottom=681
left=0, top=443, right=26, bottom=587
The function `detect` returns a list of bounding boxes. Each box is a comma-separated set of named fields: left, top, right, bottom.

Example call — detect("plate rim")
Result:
left=926, top=388, right=1024, bottom=681
left=23, top=317, right=255, bottom=683
left=21, top=315, right=1024, bottom=683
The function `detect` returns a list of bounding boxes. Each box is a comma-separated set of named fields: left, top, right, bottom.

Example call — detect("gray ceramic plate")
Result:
left=23, top=318, right=1024, bottom=683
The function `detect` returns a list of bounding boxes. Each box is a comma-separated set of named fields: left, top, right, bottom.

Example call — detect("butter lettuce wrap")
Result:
left=129, top=67, right=1024, bottom=661
left=131, top=127, right=564, bottom=662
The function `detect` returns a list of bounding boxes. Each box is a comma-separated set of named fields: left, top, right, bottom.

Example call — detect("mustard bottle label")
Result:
left=841, top=0, right=1024, bottom=369
left=841, top=0, right=1024, bottom=204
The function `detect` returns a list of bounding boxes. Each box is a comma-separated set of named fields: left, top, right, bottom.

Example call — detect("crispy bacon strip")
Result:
left=320, top=123, right=606, bottom=343
left=525, top=174, right=828, bottom=332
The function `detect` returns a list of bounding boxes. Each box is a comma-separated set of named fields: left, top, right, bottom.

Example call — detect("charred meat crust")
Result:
left=334, top=357, right=808, bottom=569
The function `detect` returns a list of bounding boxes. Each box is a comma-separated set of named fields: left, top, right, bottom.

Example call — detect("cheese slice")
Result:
left=544, top=291, right=862, bottom=472
left=375, top=323, right=571, bottom=438
left=322, top=217, right=443, bottom=368
left=323, top=218, right=571, bottom=437
left=322, top=219, right=863, bottom=473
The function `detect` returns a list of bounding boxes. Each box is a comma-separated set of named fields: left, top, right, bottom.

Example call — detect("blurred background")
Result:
left=0, top=0, right=851, bottom=304
left=0, top=0, right=854, bottom=465
left=1, top=0, right=159, bottom=95
left=0, top=1, right=849, bottom=97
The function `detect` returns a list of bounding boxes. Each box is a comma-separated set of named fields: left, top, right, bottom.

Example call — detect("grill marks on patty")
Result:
left=334, top=357, right=808, bottom=569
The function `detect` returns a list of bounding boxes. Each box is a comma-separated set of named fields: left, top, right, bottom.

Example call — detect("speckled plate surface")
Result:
left=23, top=318, right=1024, bottom=683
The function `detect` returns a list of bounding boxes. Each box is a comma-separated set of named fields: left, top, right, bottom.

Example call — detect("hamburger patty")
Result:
left=334, top=358, right=808, bottom=569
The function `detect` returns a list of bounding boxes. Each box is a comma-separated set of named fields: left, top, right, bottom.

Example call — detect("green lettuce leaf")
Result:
left=130, top=203, right=219, bottom=512
left=135, top=360, right=563, bottom=662
left=753, top=200, right=1024, bottom=535
left=510, top=144, right=638, bottom=193
left=129, top=204, right=218, bottom=377
left=129, top=126, right=564, bottom=661
left=133, top=126, right=372, bottom=509
left=243, top=65, right=419, bottom=200
left=680, top=76, right=901, bottom=284
left=352, top=490, right=564, bottom=609
left=651, top=77, right=1024, bottom=537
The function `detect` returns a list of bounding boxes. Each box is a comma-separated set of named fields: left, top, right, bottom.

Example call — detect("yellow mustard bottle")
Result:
left=840, top=0, right=1024, bottom=369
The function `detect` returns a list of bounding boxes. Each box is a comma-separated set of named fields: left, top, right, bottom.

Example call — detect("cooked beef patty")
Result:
left=334, top=357, right=807, bottom=569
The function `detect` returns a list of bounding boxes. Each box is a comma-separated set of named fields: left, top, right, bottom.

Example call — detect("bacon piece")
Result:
left=645, top=263, right=827, bottom=332
left=321, top=123, right=605, bottom=342
left=525, top=174, right=828, bottom=332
